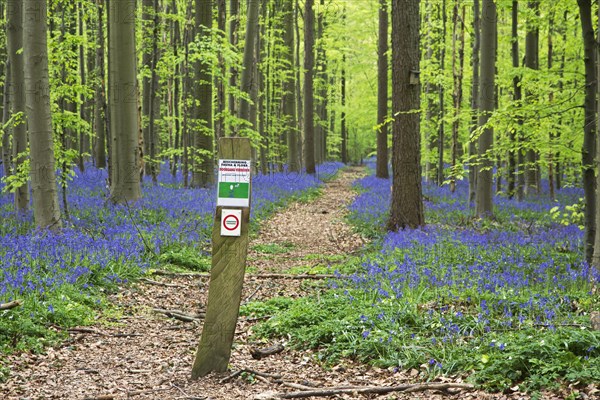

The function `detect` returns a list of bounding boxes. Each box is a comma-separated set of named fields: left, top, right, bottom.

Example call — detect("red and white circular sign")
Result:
left=223, top=214, right=240, bottom=231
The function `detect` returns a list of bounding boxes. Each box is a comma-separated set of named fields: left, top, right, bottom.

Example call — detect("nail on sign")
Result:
left=221, top=209, right=242, bottom=237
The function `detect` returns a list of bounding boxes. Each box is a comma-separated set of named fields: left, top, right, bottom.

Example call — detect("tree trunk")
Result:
left=303, top=0, right=316, bottom=174
left=547, top=12, right=555, bottom=201
left=468, top=0, right=479, bottom=205
left=475, top=0, right=496, bottom=218
left=191, top=0, right=214, bottom=188
left=436, top=0, right=446, bottom=186
left=8, top=0, right=29, bottom=212
left=340, top=56, right=347, bottom=164
left=524, top=0, right=539, bottom=195
left=511, top=0, right=524, bottom=201
left=171, top=0, right=181, bottom=177
left=108, top=0, right=142, bottom=203
left=141, top=0, right=152, bottom=176
left=592, top=0, right=600, bottom=272
left=376, top=0, right=389, bottom=179
left=23, top=0, right=61, bottom=229
left=1, top=59, right=10, bottom=178
left=77, top=2, right=88, bottom=172
left=450, top=2, right=465, bottom=193
left=282, top=0, right=298, bottom=172
left=387, top=0, right=424, bottom=231
left=578, top=0, right=596, bottom=264
left=295, top=0, right=303, bottom=165
left=215, top=0, right=226, bottom=140
left=94, top=0, right=107, bottom=169
left=147, top=0, right=160, bottom=184
left=228, top=0, right=239, bottom=124
left=239, top=0, right=259, bottom=127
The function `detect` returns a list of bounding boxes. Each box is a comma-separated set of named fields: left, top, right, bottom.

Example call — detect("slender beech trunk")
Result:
left=376, top=0, right=389, bottom=179
left=215, top=0, right=226, bottom=139
left=23, top=0, right=61, bottom=228
left=295, top=0, right=303, bottom=164
left=512, top=0, right=525, bottom=201
left=304, top=0, right=316, bottom=174
left=147, top=0, right=160, bottom=184
left=524, top=1, right=539, bottom=194
left=191, top=0, right=214, bottom=188
left=340, top=57, right=347, bottom=165
left=592, top=0, right=600, bottom=272
left=108, top=0, right=142, bottom=203
left=475, top=0, right=496, bottom=218
left=94, top=0, right=107, bottom=169
left=78, top=2, right=87, bottom=172
left=283, top=0, right=298, bottom=172
left=436, top=0, right=446, bottom=186
left=171, top=0, right=181, bottom=177
left=8, top=0, right=28, bottom=212
left=1, top=60, right=10, bottom=178
left=547, top=13, right=555, bottom=201
left=577, top=0, right=596, bottom=264
left=468, top=0, right=479, bottom=205
left=450, top=2, right=465, bottom=193
left=228, top=0, right=239, bottom=123
left=239, top=0, right=259, bottom=126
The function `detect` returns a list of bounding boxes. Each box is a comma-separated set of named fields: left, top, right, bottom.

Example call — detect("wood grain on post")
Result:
left=192, top=137, right=252, bottom=379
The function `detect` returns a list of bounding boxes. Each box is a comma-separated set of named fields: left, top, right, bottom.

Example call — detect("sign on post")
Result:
left=191, top=138, right=252, bottom=379
left=217, top=159, right=251, bottom=208
left=221, top=209, right=242, bottom=237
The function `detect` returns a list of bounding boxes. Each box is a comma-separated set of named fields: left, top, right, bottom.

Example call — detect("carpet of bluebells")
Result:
left=254, top=167, right=600, bottom=392
left=0, top=162, right=342, bottom=356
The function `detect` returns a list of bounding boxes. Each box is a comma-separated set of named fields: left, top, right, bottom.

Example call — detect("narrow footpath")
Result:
left=3, top=167, right=506, bottom=400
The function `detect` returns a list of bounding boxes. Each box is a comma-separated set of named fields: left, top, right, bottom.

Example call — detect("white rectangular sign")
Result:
left=217, top=159, right=251, bottom=208
left=221, top=209, right=242, bottom=237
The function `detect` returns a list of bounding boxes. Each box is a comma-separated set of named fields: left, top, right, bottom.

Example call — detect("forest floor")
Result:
left=2, top=167, right=558, bottom=400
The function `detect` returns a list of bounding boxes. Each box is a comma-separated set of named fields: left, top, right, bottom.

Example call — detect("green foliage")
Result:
left=158, top=244, right=211, bottom=272
left=550, top=198, right=585, bottom=229
left=251, top=242, right=295, bottom=255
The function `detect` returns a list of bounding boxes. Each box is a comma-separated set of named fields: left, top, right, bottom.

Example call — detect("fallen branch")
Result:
left=152, top=308, right=205, bottom=322
left=258, top=382, right=474, bottom=399
left=140, top=278, right=184, bottom=288
left=151, top=270, right=209, bottom=277
left=220, top=368, right=282, bottom=384
left=246, top=274, right=338, bottom=280
left=250, top=343, right=285, bottom=360
left=0, top=300, right=22, bottom=310
left=68, top=327, right=104, bottom=335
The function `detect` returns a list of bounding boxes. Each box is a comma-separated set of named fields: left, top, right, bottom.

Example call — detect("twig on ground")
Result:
left=250, top=343, right=285, bottom=360
left=220, top=368, right=282, bottom=384
left=152, top=308, right=205, bottom=322
left=257, top=382, right=474, bottom=399
left=151, top=270, right=209, bottom=277
left=140, top=278, right=184, bottom=288
left=0, top=300, right=22, bottom=310
left=243, top=284, right=262, bottom=304
left=68, top=327, right=104, bottom=335
left=171, top=382, right=206, bottom=400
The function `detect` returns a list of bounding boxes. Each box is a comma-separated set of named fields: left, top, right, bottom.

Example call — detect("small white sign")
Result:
left=217, top=159, right=251, bottom=208
left=221, top=209, right=242, bottom=237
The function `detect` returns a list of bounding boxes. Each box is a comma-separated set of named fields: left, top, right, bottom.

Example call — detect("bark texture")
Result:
left=387, top=0, right=424, bottom=230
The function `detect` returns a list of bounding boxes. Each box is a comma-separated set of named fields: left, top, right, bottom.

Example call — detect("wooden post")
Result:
left=191, top=137, right=252, bottom=379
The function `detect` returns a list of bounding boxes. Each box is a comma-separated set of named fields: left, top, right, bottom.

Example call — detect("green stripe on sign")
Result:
left=218, top=182, right=249, bottom=199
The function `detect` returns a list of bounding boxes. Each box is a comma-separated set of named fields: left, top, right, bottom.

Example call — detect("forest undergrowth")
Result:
left=248, top=162, right=600, bottom=397
left=0, top=162, right=343, bottom=381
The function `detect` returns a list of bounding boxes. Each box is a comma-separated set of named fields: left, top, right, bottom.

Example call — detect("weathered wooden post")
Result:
left=192, top=137, right=252, bottom=379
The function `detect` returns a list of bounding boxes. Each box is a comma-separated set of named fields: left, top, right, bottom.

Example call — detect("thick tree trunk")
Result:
left=387, top=0, right=424, bottom=230
left=468, top=0, right=479, bottom=205
left=191, top=0, right=214, bottom=188
left=147, top=0, right=160, bottom=184
left=7, top=0, right=29, bottom=212
left=578, top=0, right=596, bottom=264
left=23, top=0, right=61, bottom=229
left=303, top=0, right=316, bottom=174
left=475, top=0, right=496, bottom=218
left=376, top=0, right=389, bottom=179
left=108, top=0, right=142, bottom=203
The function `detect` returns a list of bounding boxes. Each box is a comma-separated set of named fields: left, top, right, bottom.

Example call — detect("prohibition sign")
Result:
left=223, top=213, right=240, bottom=231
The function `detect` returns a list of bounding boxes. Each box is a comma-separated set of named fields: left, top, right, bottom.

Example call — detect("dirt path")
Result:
left=1, top=167, right=535, bottom=400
